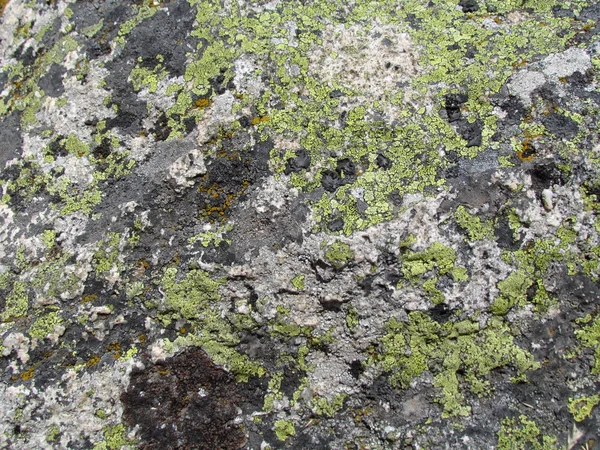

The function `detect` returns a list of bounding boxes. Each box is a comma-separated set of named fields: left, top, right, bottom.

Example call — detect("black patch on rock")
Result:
left=376, top=153, right=392, bottom=170
left=350, top=360, right=364, bottom=379
left=321, top=158, right=357, bottom=192
left=118, top=0, right=198, bottom=77
left=444, top=93, right=468, bottom=122
left=328, top=217, right=345, bottom=232
left=580, top=2, right=600, bottom=21
left=284, top=149, right=311, bottom=175
left=529, top=161, right=564, bottom=191
left=48, top=136, right=68, bottom=158
left=495, top=216, right=522, bottom=251
left=552, top=5, right=575, bottom=17
left=459, top=0, right=479, bottom=12
left=150, top=112, right=171, bottom=141
left=428, top=302, right=453, bottom=324
left=542, top=111, right=579, bottom=140
left=500, top=96, right=527, bottom=126
left=70, top=1, right=137, bottom=58
left=38, top=63, right=66, bottom=97
left=336, top=158, right=356, bottom=180
left=457, top=120, right=483, bottom=147
left=93, top=137, right=113, bottom=159
left=13, top=44, right=38, bottom=68
left=101, top=0, right=199, bottom=135
left=121, top=347, right=247, bottom=450
left=0, top=112, right=23, bottom=171
left=321, top=170, right=342, bottom=192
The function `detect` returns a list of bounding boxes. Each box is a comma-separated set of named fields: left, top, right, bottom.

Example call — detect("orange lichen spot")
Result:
left=138, top=334, right=147, bottom=344
left=157, top=368, right=170, bottom=375
left=179, top=327, right=187, bottom=334
left=0, top=0, right=10, bottom=18
left=86, top=355, right=101, bottom=368
left=20, top=367, right=35, bottom=381
left=195, top=98, right=212, bottom=109
left=81, top=294, right=98, bottom=304
left=517, top=140, right=536, bottom=162
left=106, top=341, right=122, bottom=359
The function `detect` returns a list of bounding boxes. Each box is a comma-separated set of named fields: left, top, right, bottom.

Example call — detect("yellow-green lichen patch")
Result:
left=159, top=268, right=264, bottom=381
left=373, top=313, right=539, bottom=418
left=93, top=232, right=123, bottom=277
left=40, top=229, right=56, bottom=250
left=28, top=311, right=63, bottom=340
left=323, top=240, right=355, bottom=269
left=574, top=313, right=600, bottom=375
left=159, top=268, right=222, bottom=321
left=312, top=393, right=347, bottom=417
left=454, top=206, right=496, bottom=241
left=290, top=275, right=305, bottom=291
left=45, top=424, right=60, bottom=444
left=568, top=394, right=600, bottom=422
left=1, top=281, right=29, bottom=322
left=496, top=415, right=557, bottom=450
left=400, top=242, right=468, bottom=305
left=93, top=424, right=135, bottom=450
left=490, top=270, right=533, bottom=316
left=129, top=59, right=168, bottom=93
left=274, top=419, right=296, bottom=441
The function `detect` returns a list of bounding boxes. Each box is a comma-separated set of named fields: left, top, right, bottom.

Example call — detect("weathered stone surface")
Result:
left=1, top=0, right=600, bottom=449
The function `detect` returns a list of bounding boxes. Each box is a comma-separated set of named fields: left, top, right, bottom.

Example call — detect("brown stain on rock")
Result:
left=121, top=347, right=247, bottom=450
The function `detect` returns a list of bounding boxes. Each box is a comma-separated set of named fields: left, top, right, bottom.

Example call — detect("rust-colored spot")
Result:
left=517, top=140, right=536, bottom=162
left=194, top=98, right=212, bottom=109
left=20, top=367, right=35, bottom=381
left=251, top=116, right=270, bottom=125
left=81, top=294, right=98, bottom=304
left=106, top=341, right=122, bottom=359
left=86, top=355, right=101, bottom=368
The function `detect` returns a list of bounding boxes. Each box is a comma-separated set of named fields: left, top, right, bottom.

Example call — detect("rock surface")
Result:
left=1, top=0, right=600, bottom=448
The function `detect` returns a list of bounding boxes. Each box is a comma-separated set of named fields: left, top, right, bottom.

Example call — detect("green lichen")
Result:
left=568, top=394, right=600, bottom=422
left=324, top=240, right=355, bottom=269
left=0, top=270, right=12, bottom=290
left=94, top=424, right=134, bottom=450
left=125, top=281, right=145, bottom=300
left=41, top=229, right=56, bottom=250
left=490, top=270, right=533, bottom=315
left=454, top=206, right=496, bottom=241
left=159, top=268, right=264, bottom=381
left=160, top=268, right=222, bottom=321
left=346, top=307, right=359, bottom=330
left=46, top=424, right=60, bottom=444
left=274, top=419, right=296, bottom=441
left=93, top=232, right=122, bottom=276
left=1, top=281, right=29, bottom=322
left=574, top=313, right=600, bottom=374
left=28, top=311, right=63, bottom=340
left=290, top=275, right=305, bottom=291
left=129, top=61, right=168, bottom=93
left=63, top=134, right=90, bottom=157
left=496, top=415, right=557, bottom=450
left=312, top=393, right=347, bottom=417
left=402, top=242, right=457, bottom=279
left=374, top=313, right=539, bottom=417
left=82, top=19, right=104, bottom=38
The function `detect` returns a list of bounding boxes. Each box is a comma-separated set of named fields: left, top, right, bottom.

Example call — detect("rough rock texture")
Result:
left=1, top=0, right=600, bottom=449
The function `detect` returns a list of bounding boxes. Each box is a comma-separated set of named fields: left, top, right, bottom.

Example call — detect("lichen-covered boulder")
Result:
left=1, top=0, right=600, bottom=448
